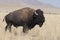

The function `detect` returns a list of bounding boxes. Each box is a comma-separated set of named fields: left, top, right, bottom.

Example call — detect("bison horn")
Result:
left=34, top=11, right=38, bottom=16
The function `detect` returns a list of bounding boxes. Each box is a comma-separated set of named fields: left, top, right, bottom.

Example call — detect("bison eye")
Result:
left=35, top=12, right=38, bottom=16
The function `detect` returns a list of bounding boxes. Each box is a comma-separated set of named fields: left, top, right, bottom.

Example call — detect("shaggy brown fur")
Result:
left=11, top=7, right=35, bottom=22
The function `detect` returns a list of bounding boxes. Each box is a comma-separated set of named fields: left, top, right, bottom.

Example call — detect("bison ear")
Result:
left=34, top=11, right=38, bottom=16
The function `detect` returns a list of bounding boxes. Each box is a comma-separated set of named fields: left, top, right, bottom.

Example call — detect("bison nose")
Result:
left=39, top=23, right=43, bottom=27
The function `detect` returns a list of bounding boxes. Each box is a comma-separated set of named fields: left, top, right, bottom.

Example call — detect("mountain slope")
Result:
left=0, top=0, right=54, bottom=7
left=0, top=0, right=60, bottom=13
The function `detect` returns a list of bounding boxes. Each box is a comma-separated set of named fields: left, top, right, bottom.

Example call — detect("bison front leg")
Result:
left=23, top=24, right=29, bottom=33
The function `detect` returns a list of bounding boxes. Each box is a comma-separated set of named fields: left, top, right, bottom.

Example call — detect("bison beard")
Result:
left=3, top=7, right=45, bottom=33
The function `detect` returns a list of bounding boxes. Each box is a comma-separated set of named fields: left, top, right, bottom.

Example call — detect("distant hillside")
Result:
left=0, top=0, right=56, bottom=8
left=0, top=0, right=60, bottom=13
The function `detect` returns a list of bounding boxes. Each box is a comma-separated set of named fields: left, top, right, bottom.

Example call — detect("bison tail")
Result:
left=3, top=19, right=4, bottom=22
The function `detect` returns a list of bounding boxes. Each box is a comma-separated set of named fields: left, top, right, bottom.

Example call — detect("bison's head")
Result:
left=33, top=9, right=45, bottom=27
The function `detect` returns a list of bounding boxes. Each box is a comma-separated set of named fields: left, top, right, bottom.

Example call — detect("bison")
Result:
left=3, top=7, right=45, bottom=33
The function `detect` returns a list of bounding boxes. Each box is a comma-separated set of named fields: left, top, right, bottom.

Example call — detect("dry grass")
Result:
left=0, top=11, right=60, bottom=40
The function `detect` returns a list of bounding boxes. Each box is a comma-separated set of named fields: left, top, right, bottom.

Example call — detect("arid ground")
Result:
left=0, top=8, right=60, bottom=40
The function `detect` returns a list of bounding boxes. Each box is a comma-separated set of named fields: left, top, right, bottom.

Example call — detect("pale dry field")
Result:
left=0, top=11, right=60, bottom=40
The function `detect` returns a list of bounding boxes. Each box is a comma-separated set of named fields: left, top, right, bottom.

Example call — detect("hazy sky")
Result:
left=38, top=0, right=60, bottom=8
left=0, top=0, right=60, bottom=8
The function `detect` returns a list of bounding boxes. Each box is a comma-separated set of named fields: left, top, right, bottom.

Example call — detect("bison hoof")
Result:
left=23, top=29, right=29, bottom=33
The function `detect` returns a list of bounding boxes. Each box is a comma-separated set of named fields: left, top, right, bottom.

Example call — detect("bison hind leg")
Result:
left=5, top=23, right=12, bottom=32
left=5, top=24, right=8, bottom=31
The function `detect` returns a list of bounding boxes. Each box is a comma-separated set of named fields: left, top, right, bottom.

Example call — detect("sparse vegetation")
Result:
left=0, top=12, right=60, bottom=40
